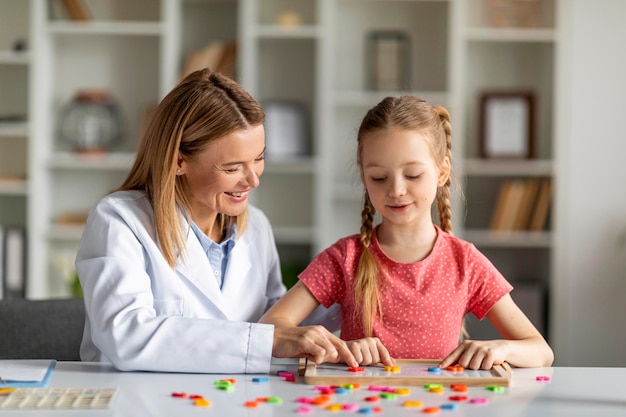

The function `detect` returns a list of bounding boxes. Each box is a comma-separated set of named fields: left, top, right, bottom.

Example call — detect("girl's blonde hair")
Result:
left=116, top=69, right=265, bottom=267
left=355, top=95, right=454, bottom=336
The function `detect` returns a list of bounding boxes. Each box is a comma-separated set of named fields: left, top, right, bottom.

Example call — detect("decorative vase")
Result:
left=58, top=89, right=122, bottom=153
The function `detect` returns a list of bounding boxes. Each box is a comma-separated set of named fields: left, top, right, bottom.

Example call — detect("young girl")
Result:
left=260, top=95, right=553, bottom=370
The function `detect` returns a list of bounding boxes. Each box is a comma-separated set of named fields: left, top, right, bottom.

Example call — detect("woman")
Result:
left=76, top=69, right=353, bottom=373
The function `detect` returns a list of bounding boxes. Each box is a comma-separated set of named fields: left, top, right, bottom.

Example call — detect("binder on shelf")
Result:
left=0, top=226, right=4, bottom=300
left=492, top=179, right=525, bottom=231
left=489, top=180, right=512, bottom=230
left=513, top=178, right=540, bottom=230
left=490, top=178, right=546, bottom=231
left=2, top=227, right=26, bottom=299
left=529, top=179, right=552, bottom=231
left=0, top=360, right=57, bottom=388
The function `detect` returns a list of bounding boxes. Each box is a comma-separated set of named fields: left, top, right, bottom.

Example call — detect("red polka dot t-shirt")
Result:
left=298, top=225, right=513, bottom=359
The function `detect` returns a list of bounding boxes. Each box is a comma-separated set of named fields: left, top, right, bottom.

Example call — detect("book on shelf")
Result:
left=58, top=0, right=92, bottom=21
left=489, top=178, right=547, bottom=232
left=529, top=179, right=552, bottom=231
left=0, top=227, right=3, bottom=299
left=489, top=179, right=513, bottom=230
left=513, top=178, right=540, bottom=230
left=491, top=179, right=525, bottom=231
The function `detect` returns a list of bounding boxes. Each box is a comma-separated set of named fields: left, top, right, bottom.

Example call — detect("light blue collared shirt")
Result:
left=191, top=222, right=236, bottom=289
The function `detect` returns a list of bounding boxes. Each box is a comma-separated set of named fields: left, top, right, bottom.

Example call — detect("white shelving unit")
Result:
left=0, top=0, right=31, bottom=300
left=0, top=0, right=30, bottom=200
left=456, top=0, right=558, bottom=339
left=238, top=0, right=322, bottom=276
left=27, top=0, right=180, bottom=298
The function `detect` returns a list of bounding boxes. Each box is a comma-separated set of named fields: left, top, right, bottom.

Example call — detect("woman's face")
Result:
left=178, top=124, right=265, bottom=229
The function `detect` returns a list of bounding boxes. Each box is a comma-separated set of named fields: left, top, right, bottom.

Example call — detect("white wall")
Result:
left=552, top=0, right=626, bottom=366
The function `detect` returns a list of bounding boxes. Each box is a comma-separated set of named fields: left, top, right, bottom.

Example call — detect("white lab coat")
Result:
left=75, top=190, right=285, bottom=373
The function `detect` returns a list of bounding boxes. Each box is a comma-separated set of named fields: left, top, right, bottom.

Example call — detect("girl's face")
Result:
left=360, top=127, right=449, bottom=228
left=178, top=124, right=265, bottom=229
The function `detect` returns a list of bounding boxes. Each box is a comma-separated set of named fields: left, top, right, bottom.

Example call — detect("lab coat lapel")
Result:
left=220, top=236, right=252, bottom=316
left=175, top=228, right=227, bottom=313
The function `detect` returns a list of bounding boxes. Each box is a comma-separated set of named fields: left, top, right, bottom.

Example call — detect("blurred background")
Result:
left=0, top=0, right=624, bottom=366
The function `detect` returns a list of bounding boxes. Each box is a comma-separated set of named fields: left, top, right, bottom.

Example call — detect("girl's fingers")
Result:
left=376, top=339, right=395, bottom=366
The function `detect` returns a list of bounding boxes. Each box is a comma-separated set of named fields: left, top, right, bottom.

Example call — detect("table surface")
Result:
left=2, top=360, right=626, bottom=416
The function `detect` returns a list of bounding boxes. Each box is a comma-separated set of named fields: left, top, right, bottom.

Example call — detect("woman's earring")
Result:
left=176, top=169, right=182, bottom=175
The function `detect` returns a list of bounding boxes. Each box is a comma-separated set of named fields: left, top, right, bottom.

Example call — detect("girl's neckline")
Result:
left=371, top=224, right=441, bottom=265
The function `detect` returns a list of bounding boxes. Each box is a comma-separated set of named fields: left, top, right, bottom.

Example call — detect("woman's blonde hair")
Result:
left=116, top=69, right=265, bottom=267
left=354, top=95, right=454, bottom=336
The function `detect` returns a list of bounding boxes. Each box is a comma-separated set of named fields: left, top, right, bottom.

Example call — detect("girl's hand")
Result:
left=439, top=339, right=509, bottom=370
left=346, top=337, right=395, bottom=367
left=442, top=295, right=553, bottom=369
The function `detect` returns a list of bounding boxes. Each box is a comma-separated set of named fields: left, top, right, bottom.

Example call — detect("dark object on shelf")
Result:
left=12, top=39, right=27, bottom=52
left=367, top=30, right=411, bottom=91
left=479, top=91, right=535, bottom=159
left=0, top=114, right=27, bottom=122
left=58, top=90, right=122, bottom=153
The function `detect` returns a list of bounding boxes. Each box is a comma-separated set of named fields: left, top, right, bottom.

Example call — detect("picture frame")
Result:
left=479, top=91, right=535, bottom=159
left=366, top=30, right=411, bottom=91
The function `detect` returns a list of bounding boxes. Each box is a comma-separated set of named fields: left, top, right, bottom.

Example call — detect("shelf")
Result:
left=0, top=121, right=28, bottom=137
left=255, top=25, right=322, bottom=39
left=46, top=224, right=84, bottom=242
left=45, top=219, right=314, bottom=246
left=0, top=179, right=27, bottom=195
left=47, top=21, right=163, bottom=36
left=465, top=28, right=557, bottom=42
left=335, top=91, right=450, bottom=108
left=463, top=229, right=552, bottom=248
left=463, top=159, right=553, bottom=177
left=0, top=50, right=30, bottom=65
left=47, top=152, right=136, bottom=170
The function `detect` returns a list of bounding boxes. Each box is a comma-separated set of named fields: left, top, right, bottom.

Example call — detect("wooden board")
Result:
left=302, top=359, right=512, bottom=387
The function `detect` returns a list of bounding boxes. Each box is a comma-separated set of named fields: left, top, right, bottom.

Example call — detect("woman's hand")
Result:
left=346, top=337, right=395, bottom=367
left=272, top=325, right=359, bottom=368
left=439, top=339, right=509, bottom=370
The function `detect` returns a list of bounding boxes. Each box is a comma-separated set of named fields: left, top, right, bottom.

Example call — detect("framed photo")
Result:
left=367, top=30, right=411, bottom=91
left=479, top=91, right=535, bottom=159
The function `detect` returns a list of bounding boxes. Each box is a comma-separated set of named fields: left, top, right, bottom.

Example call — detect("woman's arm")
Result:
left=261, top=281, right=357, bottom=367
left=439, top=294, right=554, bottom=369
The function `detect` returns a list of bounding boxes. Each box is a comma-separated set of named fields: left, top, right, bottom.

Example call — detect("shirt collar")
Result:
left=190, top=221, right=237, bottom=254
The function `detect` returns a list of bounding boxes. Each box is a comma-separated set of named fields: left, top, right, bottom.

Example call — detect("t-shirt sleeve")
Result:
left=298, top=241, right=349, bottom=308
left=465, top=243, right=514, bottom=320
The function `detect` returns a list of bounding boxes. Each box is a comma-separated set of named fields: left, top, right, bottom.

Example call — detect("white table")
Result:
left=2, top=360, right=626, bottom=416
